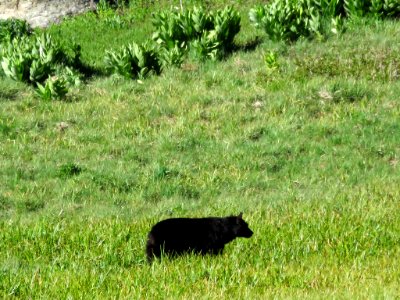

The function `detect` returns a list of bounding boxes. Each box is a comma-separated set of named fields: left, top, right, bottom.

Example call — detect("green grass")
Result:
left=1, top=1, right=400, bottom=298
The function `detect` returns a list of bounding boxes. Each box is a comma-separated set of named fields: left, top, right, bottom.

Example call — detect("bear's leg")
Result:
left=207, top=245, right=224, bottom=255
left=146, top=235, right=161, bottom=263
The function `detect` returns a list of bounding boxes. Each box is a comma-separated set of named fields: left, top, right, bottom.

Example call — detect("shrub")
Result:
left=0, top=33, right=81, bottom=83
left=190, top=34, right=221, bottom=61
left=152, top=6, right=241, bottom=61
left=249, top=0, right=399, bottom=42
left=97, top=0, right=128, bottom=10
left=104, top=41, right=161, bottom=79
left=0, top=32, right=82, bottom=99
left=0, top=18, right=32, bottom=43
left=249, top=0, right=342, bottom=41
left=35, top=76, right=69, bottom=101
left=264, top=51, right=279, bottom=75
left=348, top=0, right=400, bottom=18
left=152, top=10, right=191, bottom=50
left=210, top=6, right=241, bottom=52
left=152, top=7, right=214, bottom=51
left=158, top=45, right=185, bottom=68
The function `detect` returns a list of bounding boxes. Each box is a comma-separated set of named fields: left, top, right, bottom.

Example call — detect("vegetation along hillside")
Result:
left=1, top=0, right=399, bottom=298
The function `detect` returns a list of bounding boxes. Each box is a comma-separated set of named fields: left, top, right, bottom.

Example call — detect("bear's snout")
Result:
left=244, top=229, right=253, bottom=238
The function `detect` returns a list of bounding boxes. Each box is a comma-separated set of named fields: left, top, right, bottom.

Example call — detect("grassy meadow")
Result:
left=1, top=0, right=400, bottom=298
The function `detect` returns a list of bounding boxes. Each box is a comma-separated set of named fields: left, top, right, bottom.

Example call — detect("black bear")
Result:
left=146, top=213, right=253, bottom=263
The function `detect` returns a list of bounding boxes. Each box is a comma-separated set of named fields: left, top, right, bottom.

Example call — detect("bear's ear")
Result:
left=238, top=212, right=243, bottom=219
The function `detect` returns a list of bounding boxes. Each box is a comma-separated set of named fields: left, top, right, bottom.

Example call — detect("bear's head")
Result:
left=231, top=213, right=253, bottom=238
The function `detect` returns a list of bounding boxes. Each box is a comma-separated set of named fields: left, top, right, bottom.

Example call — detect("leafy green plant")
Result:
left=1, top=32, right=83, bottom=99
left=95, top=0, right=133, bottom=28
left=152, top=6, right=240, bottom=61
left=210, top=6, right=241, bottom=52
left=250, top=0, right=399, bottom=42
left=344, top=0, right=372, bottom=17
left=151, top=7, right=214, bottom=51
left=381, top=0, right=400, bottom=17
left=152, top=10, right=190, bottom=50
left=35, top=76, right=68, bottom=101
left=264, top=51, right=279, bottom=75
left=249, top=1, right=337, bottom=41
left=317, top=0, right=347, bottom=17
left=104, top=41, right=161, bottom=79
left=0, top=18, right=32, bottom=43
left=190, top=34, right=220, bottom=61
left=191, top=6, right=214, bottom=38
left=97, top=0, right=128, bottom=11
left=0, top=33, right=82, bottom=84
left=158, top=45, right=185, bottom=68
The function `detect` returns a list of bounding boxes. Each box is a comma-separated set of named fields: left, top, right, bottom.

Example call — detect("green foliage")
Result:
left=190, top=34, right=221, bottom=61
left=264, top=50, right=279, bottom=75
left=152, top=10, right=192, bottom=50
left=104, top=41, right=161, bottom=79
left=249, top=0, right=399, bottom=41
left=58, top=163, right=83, bottom=178
left=345, top=0, right=400, bottom=18
left=380, top=0, right=400, bottom=17
left=0, top=32, right=82, bottom=99
left=35, top=76, right=69, bottom=101
left=249, top=0, right=343, bottom=41
left=96, top=0, right=134, bottom=28
left=344, top=0, right=372, bottom=17
left=211, top=6, right=241, bottom=52
left=0, top=33, right=82, bottom=85
left=0, top=19, right=32, bottom=43
left=97, top=0, right=129, bottom=10
left=104, top=5, right=241, bottom=77
left=152, top=6, right=241, bottom=61
left=158, top=45, right=185, bottom=68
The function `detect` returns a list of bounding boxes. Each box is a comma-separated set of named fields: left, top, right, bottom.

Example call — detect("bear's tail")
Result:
left=146, top=233, right=160, bottom=263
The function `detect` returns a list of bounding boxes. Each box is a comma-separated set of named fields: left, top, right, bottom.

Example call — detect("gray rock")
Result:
left=0, top=0, right=95, bottom=28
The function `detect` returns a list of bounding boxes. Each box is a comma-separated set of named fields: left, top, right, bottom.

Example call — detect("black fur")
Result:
left=146, top=213, right=253, bottom=263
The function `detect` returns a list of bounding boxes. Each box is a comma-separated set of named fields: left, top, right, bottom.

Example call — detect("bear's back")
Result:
left=149, top=217, right=222, bottom=241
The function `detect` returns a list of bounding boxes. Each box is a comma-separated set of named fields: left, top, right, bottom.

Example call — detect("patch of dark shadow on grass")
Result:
left=17, top=199, right=45, bottom=213
left=177, top=185, right=200, bottom=199
left=91, top=173, right=137, bottom=193
left=0, top=118, right=17, bottom=138
left=248, top=127, right=268, bottom=141
left=0, top=195, right=13, bottom=211
left=58, top=163, right=83, bottom=178
left=0, top=89, right=19, bottom=101
left=153, top=165, right=179, bottom=180
left=234, top=36, right=264, bottom=53
left=315, top=80, right=372, bottom=104
left=141, top=182, right=200, bottom=203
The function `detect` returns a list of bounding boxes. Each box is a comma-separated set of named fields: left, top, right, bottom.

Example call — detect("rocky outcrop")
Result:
left=0, top=0, right=95, bottom=28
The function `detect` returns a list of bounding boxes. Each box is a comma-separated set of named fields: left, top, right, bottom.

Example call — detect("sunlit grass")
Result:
left=0, top=1, right=400, bottom=298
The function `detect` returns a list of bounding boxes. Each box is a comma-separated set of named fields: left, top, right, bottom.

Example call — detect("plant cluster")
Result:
left=95, top=0, right=135, bottom=28
left=0, top=19, right=32, bottom=43
left=345, top=0, right=400, bottom=18
left=249, top=0, right=399, bottom=41
left=104, top=42, right=161, bottom=79
left=97, top=0, right=129, bottom=10
left=153, top=6, right=240, bottom=62
left=0, top=19, right=84, bottom=100
left=104, top=6, right=241, bottom=78
left=264, top=50, right=279, bottom=75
